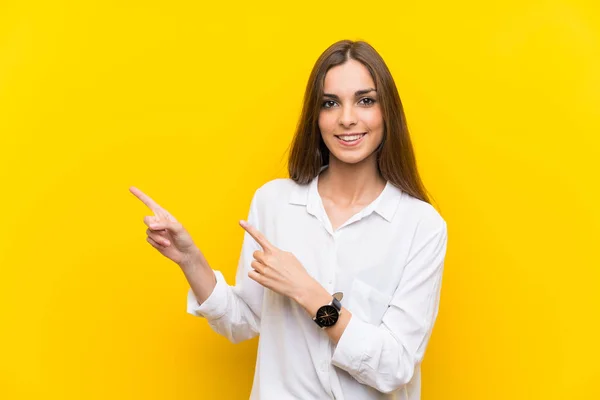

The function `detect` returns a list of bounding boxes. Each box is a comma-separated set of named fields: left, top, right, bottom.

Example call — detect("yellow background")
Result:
left=1, top=0, right=599, bottom=398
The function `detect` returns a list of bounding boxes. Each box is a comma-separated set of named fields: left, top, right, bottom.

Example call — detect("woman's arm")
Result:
left=186, top=188, right=265, bottom=344
left=298, top=219, right=449, bottom=394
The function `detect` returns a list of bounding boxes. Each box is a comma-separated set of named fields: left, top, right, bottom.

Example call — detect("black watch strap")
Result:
left=331, top=297, right=342, bottom=312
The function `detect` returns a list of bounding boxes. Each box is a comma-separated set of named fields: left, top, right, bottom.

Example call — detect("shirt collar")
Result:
left=288, top=167, right=403, bottom=223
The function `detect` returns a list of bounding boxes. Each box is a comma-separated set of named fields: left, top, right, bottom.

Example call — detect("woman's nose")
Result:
left=338, top=105, right=357, bottom=127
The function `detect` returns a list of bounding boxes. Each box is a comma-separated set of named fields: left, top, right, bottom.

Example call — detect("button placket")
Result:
left=328, top=232, right=339, bottom=290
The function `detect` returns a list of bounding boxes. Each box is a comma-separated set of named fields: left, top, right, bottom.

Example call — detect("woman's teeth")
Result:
left=338, top=133, right=365, bottom=142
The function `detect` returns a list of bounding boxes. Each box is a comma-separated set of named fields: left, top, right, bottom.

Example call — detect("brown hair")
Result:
left=287, top=40, right=432, bottom=204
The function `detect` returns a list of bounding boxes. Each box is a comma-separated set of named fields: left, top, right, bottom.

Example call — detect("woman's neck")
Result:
left=317, top=154, right=386, bottom=207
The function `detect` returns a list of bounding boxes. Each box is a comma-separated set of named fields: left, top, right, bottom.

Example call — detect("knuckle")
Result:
left=145, top=216, right=161, bottom=228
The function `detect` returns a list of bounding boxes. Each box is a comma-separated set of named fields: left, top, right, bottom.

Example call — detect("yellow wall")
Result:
left=1, top=1, right=599, bottom=398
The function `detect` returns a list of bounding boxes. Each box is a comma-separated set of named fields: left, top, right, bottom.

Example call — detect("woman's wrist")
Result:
left=179, top=251, right=218, bottom=305
left=294, top=281, right=334, bottom=317
left=178, top=248, right=208, bottom=272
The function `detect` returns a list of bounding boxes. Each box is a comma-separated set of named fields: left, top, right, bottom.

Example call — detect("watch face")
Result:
left=316, top=305, right=339, bottom=327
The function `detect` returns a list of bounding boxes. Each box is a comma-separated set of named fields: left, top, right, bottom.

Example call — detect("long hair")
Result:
left=287, top=40, right=431, bottom=204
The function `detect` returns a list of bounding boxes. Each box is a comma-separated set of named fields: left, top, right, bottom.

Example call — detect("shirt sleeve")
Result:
left=186, top=188, right=264, bottom=344
left=331, top=218, right=448, bottom=394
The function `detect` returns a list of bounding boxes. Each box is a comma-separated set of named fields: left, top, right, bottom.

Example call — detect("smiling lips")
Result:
left=335, top=132, right=367, bottom=146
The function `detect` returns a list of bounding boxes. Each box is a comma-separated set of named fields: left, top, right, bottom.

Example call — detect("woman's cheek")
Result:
left=365, top=107, right=383, bottom=125
left=365, top=113, right=384, bottom=133
left=318, top=112, right=335, bottom=132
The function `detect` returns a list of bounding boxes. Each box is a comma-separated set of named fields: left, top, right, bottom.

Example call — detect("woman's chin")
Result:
left=329, top=151, right=373, bottom=165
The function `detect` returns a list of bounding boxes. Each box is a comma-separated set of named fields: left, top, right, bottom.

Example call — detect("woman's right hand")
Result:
left=129, top=186, right=205, bottom=269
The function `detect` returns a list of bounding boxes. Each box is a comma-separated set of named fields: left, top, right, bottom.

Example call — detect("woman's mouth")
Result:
left=335, top=133, right=367, bottom=147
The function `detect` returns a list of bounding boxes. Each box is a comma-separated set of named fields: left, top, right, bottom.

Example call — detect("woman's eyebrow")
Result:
left=323, top=88, right=377, bottom=100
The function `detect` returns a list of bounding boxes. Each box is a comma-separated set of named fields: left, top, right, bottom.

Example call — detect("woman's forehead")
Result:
left=323, top=60, right=375, bottom=93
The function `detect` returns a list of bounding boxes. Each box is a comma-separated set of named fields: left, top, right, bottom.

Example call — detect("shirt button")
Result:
left=320, top=360, right=327, bottom=372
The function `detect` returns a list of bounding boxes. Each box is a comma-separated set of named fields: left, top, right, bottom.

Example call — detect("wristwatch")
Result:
left=313, top=292, right=343, bottom=328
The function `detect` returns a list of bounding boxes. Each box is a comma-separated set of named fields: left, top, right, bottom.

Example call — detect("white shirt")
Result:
left=187, top=168, right=448, bottom=399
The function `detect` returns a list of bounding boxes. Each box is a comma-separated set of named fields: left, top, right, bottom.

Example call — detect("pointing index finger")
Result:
left=240, top=220, right=274, bottom=252
left=129, top=186, right=163, bottom=214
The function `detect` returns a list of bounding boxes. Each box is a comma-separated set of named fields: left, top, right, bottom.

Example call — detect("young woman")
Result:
left=131, top=40, right=448, bottom=399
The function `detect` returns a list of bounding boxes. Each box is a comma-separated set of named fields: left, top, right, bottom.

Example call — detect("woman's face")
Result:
left=318, top=59, right=384, bottom=166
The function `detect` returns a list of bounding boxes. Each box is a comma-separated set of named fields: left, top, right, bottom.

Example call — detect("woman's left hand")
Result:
left=239, top=220, right=321, bottom=302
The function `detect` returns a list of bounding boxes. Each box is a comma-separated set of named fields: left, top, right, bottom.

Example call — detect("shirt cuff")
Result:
left=186, top=270, right=229, bottom=320
left=331, top=313, right=372, bottom=376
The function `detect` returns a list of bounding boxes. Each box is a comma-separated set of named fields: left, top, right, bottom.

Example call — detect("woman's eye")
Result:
left=359, top=97, right=376, bottom=106
left=322, top=100, right=337, bottom=108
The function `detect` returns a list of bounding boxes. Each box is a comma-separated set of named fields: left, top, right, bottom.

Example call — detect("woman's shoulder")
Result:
left=252, top=177, right=303, bottom=205
left=398, top=190, right=447, bottom=233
